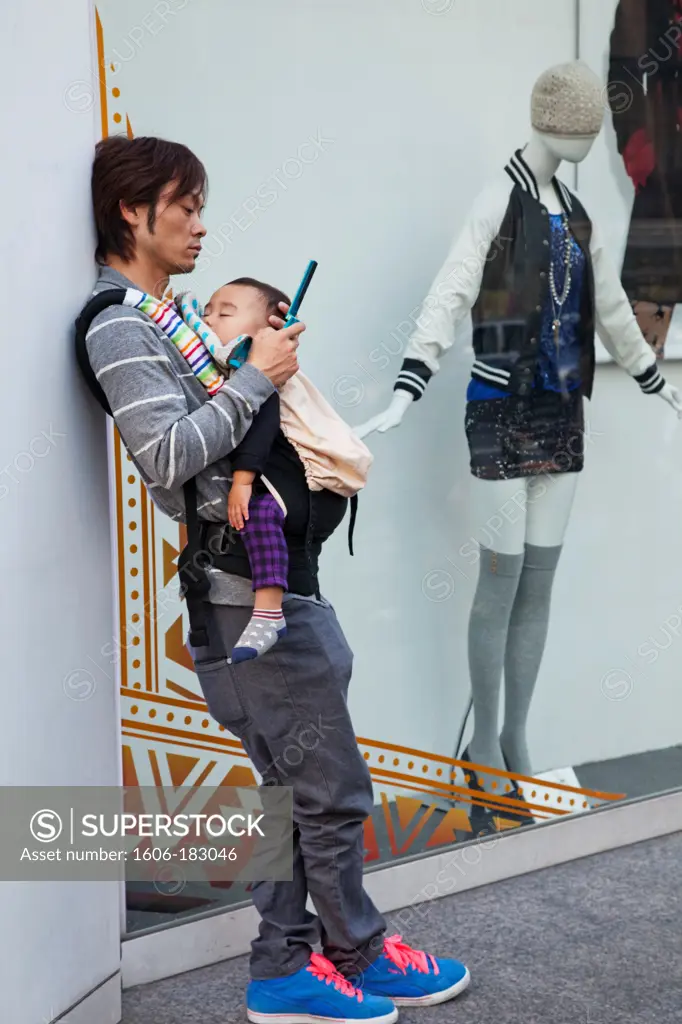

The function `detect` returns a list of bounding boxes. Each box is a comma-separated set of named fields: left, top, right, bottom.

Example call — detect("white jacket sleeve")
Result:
left=590, top=215, right=665, bottom=393
left=398, top=181, right=511, bottom=386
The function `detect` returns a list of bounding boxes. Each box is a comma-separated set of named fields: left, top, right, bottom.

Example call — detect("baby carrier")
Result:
left=74, top=289, right=362, bottom=649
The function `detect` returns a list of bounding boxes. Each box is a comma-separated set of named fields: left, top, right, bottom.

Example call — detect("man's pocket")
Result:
left=190, top=648, right=252, bottom=736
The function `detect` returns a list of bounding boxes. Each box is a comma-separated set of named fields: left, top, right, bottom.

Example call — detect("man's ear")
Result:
left=118, top=198, right=141, bottom=227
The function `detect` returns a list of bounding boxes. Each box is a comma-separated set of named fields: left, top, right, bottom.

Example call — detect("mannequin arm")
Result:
left=590, top=216, right=667, bottom=396
left=658, top=381, right=682, bottom=418
left=355, top=181, right=510, bottom=440
left=355, top=391, right=414, bottom=440
left=393, top=180, right=511, bottom=396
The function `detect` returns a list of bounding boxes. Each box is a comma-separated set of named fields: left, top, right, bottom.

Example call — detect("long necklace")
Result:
left=549, top=214, right=573, bottom=352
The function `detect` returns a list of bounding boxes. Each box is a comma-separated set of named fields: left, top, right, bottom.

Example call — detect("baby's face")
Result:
left=203, top=284, right=269, bottom=344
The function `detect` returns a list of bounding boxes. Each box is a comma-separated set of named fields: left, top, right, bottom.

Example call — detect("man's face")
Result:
left=203, top=284, right=270, bottom=345
left=132, top=181, right=206, bottom=275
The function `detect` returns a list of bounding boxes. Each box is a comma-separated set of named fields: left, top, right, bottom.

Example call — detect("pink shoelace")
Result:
left=307, top=954, right=364, bottom=1002
left=383, top=934, right=439, bottom=976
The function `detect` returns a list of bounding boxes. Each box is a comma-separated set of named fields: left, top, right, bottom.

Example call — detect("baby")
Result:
left=185, top=276, right=372, bottom=664
left=203, top=278, right=293, bottom=662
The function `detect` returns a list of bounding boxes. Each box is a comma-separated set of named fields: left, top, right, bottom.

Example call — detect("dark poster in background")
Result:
left=608, top=0, right=682, bottom=354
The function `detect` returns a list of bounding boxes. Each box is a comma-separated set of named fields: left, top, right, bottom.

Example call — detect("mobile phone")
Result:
left=283, top=259, right=317, bottom=327
left=228, top=260, right=318, bottom=370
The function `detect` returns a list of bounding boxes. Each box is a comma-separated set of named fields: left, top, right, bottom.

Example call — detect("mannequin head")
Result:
left=531, top=129, right=596, bottom=166
left=531, top=61, right=604, bottom=151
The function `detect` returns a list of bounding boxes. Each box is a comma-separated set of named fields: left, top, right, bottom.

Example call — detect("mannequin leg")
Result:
left=466, top=478, right=528, bottom=785
left=500, top=542, right=563, bottom=776
left=500, top=473, right=579, bottom=776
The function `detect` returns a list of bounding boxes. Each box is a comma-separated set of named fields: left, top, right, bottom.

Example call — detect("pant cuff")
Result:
left=251, top=577, right=288, bottom=592
left=250, top=951, right=312, bottom=982
left=327, top=934, right=386, bottom=976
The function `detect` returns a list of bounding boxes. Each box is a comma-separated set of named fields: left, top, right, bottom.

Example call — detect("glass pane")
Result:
left=86, top=0, right=682, bottom=939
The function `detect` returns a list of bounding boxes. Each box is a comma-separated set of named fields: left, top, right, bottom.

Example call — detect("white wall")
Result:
left=0, top=2, right=121, bottom=1022
left=95, top=0, right=682, bottom=785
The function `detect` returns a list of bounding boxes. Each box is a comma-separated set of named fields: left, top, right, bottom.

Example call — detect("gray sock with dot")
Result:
left=230, top=611, right=287, bottom=664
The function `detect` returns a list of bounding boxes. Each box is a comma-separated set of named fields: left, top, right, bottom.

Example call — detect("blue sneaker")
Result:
left=350, top=934, right=470, bottom=1007
left=246, top=953, right=398, bottom=1024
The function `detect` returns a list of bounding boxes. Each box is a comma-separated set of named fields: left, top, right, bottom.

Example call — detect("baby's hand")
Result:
left=228, top=482, right=252, bottom=531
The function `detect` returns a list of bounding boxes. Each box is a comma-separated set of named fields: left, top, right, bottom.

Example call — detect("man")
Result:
left=609, top=0, right=682, bottom=355
left=86, top=134, right=470, bottom=1023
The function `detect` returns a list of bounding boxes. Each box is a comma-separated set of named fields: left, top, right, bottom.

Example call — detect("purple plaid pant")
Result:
left=240, top=492, right=289, bottom=591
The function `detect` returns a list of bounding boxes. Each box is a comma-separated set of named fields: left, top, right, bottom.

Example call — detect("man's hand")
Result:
left=248, top=301, right=304, bottom=388
left=228, top=481, right=253, bottom=531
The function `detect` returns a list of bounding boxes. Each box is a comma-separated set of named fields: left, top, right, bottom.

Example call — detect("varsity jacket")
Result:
left=394, top=149, right=665, bottom=403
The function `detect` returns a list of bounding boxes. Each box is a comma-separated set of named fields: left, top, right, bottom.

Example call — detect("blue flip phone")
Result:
left=227, top=260, right=318, bottom=370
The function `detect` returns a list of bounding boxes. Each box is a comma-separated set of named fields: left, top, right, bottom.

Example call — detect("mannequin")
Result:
left=357, top=62, right=682, bottom=814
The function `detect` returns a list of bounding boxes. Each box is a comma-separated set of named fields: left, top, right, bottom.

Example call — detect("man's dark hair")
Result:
left=91, top=135, right=208, bottom=264
left=228, top=277, right=292, bottom=317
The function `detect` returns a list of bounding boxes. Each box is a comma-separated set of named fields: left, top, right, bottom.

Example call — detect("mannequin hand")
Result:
left=658, top=382, right=682, bottom=419
left=355, top=391, right=414, bottom=439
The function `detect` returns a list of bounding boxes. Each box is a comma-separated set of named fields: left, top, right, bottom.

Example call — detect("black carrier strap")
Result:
left=178, top=476, right=212, bottom=649
left=74, top=288, right=210, bottom=648
left=74, top=289, right=127, bottom=415
left=348, top=494, right=358, bottom=557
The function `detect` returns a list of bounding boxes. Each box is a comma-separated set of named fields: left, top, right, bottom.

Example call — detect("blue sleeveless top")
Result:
left=468, top=213, right=586, bottom=400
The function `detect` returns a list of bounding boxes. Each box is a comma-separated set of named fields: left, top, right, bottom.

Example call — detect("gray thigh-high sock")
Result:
left=500, top=543, right=563, bottom=777
left=467, top=547, right=524, bottom=781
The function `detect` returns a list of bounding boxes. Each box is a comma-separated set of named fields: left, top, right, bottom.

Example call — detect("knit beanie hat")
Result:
left=531, top=61, right=604, bottom=139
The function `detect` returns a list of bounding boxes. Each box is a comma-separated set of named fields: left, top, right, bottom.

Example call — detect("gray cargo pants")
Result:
left=189, top=594, right=386, bottom=980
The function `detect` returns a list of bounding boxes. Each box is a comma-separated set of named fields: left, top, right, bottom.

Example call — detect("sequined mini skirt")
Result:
left=464, top=388, right=585, bottom=481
